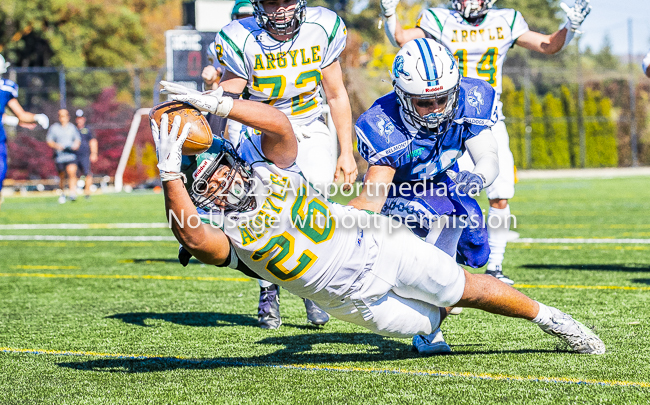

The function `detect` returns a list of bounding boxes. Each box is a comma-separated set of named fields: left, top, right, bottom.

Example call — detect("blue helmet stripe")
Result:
left=415, top=39, right=439, bottom=86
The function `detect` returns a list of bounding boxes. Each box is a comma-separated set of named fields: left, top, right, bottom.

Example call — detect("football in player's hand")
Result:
left=149, top=101, right=213, bottom=155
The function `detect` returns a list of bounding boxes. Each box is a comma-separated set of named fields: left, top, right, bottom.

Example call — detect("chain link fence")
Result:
left=3, top=62, right=649, bottom=191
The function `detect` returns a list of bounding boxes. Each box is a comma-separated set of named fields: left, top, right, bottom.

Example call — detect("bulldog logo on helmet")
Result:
left=393, top=55, right=411, bottom=80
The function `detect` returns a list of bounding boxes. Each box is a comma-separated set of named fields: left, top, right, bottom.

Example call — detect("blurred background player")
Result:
left=643, top=50, right=650, bottom=78
left=213, top=0, right=357, bottom=328
left=47, top=109, right=80, bottom=203
left=380, top=0, right=592, bottom=284
left=202, top=0, right=255, bottom=146
left=0, top=54, right=49, bottom=210
left=75, top=109, right=98, bottom=199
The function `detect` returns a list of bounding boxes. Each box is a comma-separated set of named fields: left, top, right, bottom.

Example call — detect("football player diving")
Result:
left=152, top=83, right=606, bottom=355
left=351, top=38, right=499, bottom=352
left=380, top=0, right=592, bottom=284
left=209, top=0, right=358, bottom=328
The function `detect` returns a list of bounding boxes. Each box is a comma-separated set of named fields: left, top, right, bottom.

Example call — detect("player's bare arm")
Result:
left=517, top=0, right=591, bottom=55
left=6, top=98, right=49, bottom=128
left=515, top=29, right=567, bottom=55
left=320, top=60, right=358, bottom=185
left=218, top=70, right=247, bottom=94
left=164, top=177, right=232, bottom=265
left=160, top=81, right=298, bottom=168
left=348, top=165, right=396, bottom=213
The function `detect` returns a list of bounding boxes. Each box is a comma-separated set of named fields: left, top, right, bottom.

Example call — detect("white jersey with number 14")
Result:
left=417, top=8, right=529, bottom=120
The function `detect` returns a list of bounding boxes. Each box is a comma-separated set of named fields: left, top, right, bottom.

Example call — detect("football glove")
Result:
left=34, top=113, right=49, bottom=129
left=447, top=169, right=485, bottom=197
left=151, top=113, right=191, bottom=181
left=160, top=81, right=234, bottom=117
left=380, top=0, right=399, bottom=18
left=560, top=0, right=591, bottom=32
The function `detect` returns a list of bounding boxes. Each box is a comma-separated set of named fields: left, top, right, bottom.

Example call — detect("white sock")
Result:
left=487, top=205, right=511, bottom=270
left=259, top=279, right=273, bottom=288
left=531, top=302, right=555, bottom=327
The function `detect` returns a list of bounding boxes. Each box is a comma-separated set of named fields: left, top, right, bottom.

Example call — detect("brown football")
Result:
left=149, top=101, right=213, bottom=155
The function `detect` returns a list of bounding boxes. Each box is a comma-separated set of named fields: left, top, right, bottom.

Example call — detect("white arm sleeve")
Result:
left=560, top=21, right=575, bottom=51
left=2, top=115, right=19, bottom=127
left=465, top=129, right=499, bottom=187
left=383, top=15, right=399, bottom=47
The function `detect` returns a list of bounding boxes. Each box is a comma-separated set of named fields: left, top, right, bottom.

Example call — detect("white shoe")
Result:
left=539, top=308, right=606, bottom=354
left=58, top=195, right=66, bottom=204
left=448, top=307, right=463, bottom=315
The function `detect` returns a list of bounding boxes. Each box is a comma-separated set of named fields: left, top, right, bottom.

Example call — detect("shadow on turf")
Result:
left=522, top=264, right=650, bottom=272
left=57, top=332, right=557, bottom=373
left=107, top=312, right=325, bottom=330
left=107, top=312, right=258, bottom=328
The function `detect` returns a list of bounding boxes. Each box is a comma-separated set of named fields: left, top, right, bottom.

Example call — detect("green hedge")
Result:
left=502, top=80, right=618, bottom=169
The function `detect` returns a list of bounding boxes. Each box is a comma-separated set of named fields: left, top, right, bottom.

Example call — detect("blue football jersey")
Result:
left=356, top=77, right=497, bottom=183
left=0, top=79, right=19, bottom=143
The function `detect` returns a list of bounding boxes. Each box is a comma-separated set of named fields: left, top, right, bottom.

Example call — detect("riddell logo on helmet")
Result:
left=425, top=86, right=444, bottom=92
left=194, top=159, right=210, bottom=179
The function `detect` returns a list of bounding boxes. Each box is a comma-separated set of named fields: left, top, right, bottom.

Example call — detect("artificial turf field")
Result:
left=1, top=176, right=649, bottom=404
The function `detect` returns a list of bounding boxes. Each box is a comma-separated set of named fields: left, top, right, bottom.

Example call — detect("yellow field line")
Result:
left=12, top=265, right=80, bottom=270
left=0, top=273, right=251, bottom=282
left=2, top=272, right=646, bottom=291
left=1, top=347, right=648, bottom=388
left=514, top=284, right=650, bottom=291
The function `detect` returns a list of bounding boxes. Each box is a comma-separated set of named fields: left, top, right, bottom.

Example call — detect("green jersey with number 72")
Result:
left=215, top=7, right=347, bottom=126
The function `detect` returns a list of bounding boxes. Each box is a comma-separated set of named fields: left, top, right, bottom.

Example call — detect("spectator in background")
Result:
left=75, top=109, right=97, bottom=199
left=643, top=51, right=650, bottom=78
left=47, top=109, right=80, bottom=204
left=0, top=54, right=49, bottom=210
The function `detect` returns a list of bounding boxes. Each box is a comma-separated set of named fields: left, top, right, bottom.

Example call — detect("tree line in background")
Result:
left=3, top=0, right=650, bottom=182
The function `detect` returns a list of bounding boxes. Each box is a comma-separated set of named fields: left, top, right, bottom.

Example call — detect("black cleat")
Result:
left=258, top=285, right=281, bottom=329
left=485, top=266, right=515, bottom=285
left=303, top=299, right=329, bottom=326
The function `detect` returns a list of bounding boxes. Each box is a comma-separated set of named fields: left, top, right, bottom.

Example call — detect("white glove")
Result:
left=560, top=0, right=591, bottom=32
left=160, top=81, right=234, bottom=117
left=151, top=113, right=191, bottom=181
left=34, top=113, right=49, bottom=129
left=380, top=0, right=399, bottom=18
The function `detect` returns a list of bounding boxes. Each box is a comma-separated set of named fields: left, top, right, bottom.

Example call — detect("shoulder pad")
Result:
left=457, top=78, right=496, bottom=122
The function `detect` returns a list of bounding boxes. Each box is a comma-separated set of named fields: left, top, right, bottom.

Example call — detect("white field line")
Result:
left=0, top=233, right=650, bottom=245
left=0, top=235, right=176, bottom=242
left=512, top=238, right=650, bottom=244
left=0, top=223, right=168, bottom=230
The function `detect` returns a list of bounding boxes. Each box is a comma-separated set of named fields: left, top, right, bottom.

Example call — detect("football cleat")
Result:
left=58, top=195, right=66, bottom=204
left=412, top=328, right=452, bottom=355
left=485, top=266, right=514, bottom=285
left=539, top=308, right=606, bottom=354
left=303, top=299, right=329, bottom=326
left=258, top=284, right=281, bottom=329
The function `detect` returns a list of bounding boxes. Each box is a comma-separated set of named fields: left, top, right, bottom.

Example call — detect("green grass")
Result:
left=1, top=178, right=650, bottom=404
